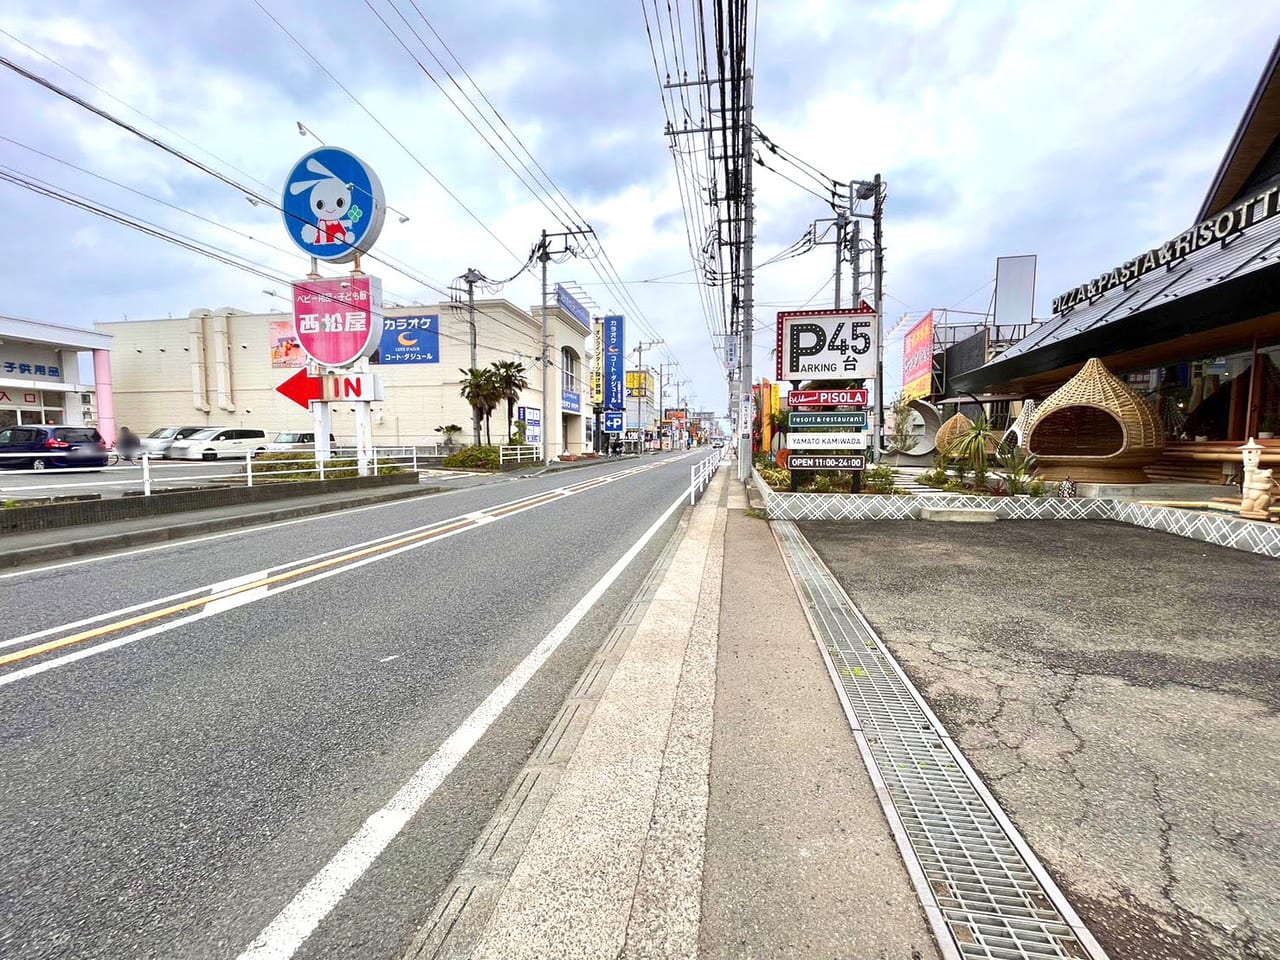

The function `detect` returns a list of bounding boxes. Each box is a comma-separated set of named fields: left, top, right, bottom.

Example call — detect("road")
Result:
left=0, top=451, right=709, bottom=960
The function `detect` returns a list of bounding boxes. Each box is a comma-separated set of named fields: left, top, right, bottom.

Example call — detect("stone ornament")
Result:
left=1239, top=438, right=1276, bottom=521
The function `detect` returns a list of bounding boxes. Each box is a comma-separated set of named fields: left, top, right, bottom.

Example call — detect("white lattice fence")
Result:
left=752, top=470, right=1279, bottom=558
left=1111, top=502, right=1280, bottom=558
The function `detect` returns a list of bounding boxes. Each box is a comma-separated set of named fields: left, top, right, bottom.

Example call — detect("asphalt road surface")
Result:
left=0, top=451, right=708, bottom=960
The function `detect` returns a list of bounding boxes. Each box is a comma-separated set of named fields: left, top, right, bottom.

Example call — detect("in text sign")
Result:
left=322, top=373, right=385, bottom=402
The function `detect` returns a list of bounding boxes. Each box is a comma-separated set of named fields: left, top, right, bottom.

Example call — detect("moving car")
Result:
left=140, top=425, right=208, bottom=459
left=0, top=425, right=109, bottom=470
left=265, top=432, right=336, bottom=451
left=167, top=427, right=270, bottom=461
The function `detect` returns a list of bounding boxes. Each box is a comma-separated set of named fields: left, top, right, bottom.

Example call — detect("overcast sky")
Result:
left=2, top=1, right=1278, bottom=414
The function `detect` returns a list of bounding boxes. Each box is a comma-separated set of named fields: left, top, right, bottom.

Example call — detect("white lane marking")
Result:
left=234, top=486, right=689, bottom=960
left=0, top=459, right=687, bottom=686
left=0, top=459, right=679, bottom=581
left=377, top=655, right=399, bottom=663
left=204, top=584, right=269, bottom=617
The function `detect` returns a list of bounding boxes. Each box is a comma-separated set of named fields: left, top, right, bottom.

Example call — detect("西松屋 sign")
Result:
left=292, top=276, right=383, bottom=368
left=776, top=302, right=879, bottom=380
left=1053, top=184, right=1280, bottom=314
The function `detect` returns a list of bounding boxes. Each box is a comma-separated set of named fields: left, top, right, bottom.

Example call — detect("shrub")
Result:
left=442, top=445, right=500, bottom=470
left=862, top=463, right=898, bottom=494
left=1028, top=478, right=1046, bottom=498
left=757, top=466, right=791, bottom=489
left=250, top=452, right=400, bottom=481
left=804, top=474, right=837, bottom=493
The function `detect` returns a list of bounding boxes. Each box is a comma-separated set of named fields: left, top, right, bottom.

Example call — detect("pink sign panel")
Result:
left=292, top=275, right=383, bottom=368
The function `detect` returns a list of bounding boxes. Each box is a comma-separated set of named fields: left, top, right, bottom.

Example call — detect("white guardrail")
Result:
left=0, top=447, right=431, bottom=500
left=499, top=444, right=543, bottom=466
left=689, top=446, right=727, bottom=505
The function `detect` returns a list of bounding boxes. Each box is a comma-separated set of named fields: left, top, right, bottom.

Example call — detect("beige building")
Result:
left=96, top=298, right=592, bottom=453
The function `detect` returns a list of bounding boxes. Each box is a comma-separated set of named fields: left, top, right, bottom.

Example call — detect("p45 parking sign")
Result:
left=775, top=303, right=879, bottom=381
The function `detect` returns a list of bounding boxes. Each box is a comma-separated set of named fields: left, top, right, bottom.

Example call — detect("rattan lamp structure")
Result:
left=1026, top=358, right=1164, bottom=483
left=935, top=412, right=974, bottom=457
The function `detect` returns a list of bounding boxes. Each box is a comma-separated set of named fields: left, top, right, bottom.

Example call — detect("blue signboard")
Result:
left=378, top=314, right=439, bottom=364
left=555, top=284, right=591, bottom=328
left=282, top=147, right=386, bottom=264
left=561, top=389, right=581, bottom=413
left=603, top=314, right=625, bottom=411
left=604, top=411, right=625, bottom=433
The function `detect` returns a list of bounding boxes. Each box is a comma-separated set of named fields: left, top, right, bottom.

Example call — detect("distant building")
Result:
left=0, top=316, right=111, bottom=436
left=96, top=297, right=591, bottom=453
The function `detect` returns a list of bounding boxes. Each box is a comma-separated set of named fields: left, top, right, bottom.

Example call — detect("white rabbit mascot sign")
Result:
left=282, top=147, right=386, bottom=263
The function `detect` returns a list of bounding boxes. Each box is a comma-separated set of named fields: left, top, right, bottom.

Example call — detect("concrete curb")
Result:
left=0, top=487, right=439, bottom=570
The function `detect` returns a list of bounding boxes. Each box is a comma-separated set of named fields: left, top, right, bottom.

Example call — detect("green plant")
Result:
left=804, top=474, right=838, bottom=493
left=862, top=463, right=898, bottom=494
left=1028, top=478, right=1046, bottom=498
left=942, top=479, right=971, bottom=493
left=491, top=359, right=530, bottom=442
left=997, top=445, right=1039, bottom=495
left=459, top=368, right=502, bottom=445
left=947, top=415, right=998, bottom=490
left=442, top=444, right=501, bottom=469
left=510, top=419, right=528, bottom=445
left=250, top=452, right=399, bottom=481
left=887, top=395, right=917, bottom=455
left=434, top=424, right=463, bottom=450
left=756, top=466, right=791, bottom=489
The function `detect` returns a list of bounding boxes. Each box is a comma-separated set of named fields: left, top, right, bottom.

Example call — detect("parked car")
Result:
left=140, top=425, right=208, bottom=459
left=712, top=437, right=726, bottom=448
left=265, top=432, right=336, bottom=451
left=0, top=425, right=109, bottom=470
left=167, top=427, right=270, bottom=461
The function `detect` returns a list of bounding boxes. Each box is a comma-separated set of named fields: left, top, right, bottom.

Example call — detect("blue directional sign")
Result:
left=603, top=410, right=625, bottom=433
left=282, top=147, right=386, bottom=263
left=603, top=314, right=625, bottom=410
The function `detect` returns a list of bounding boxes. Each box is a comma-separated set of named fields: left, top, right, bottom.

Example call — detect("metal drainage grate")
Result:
left=774, top=521, right=1109, bottom=960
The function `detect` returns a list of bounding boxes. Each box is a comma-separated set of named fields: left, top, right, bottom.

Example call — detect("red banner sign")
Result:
left=292, top=275, right=383, bottom=368
left=902, top=311, right=934, bottom=400
left=787, top=389, right=868, bottom=407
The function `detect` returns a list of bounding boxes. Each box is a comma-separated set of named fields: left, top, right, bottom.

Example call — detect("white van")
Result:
left=167, top=427, right=270, bottom=461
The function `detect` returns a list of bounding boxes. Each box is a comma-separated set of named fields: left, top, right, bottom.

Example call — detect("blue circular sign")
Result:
left=281, top=147, right=386, bottom=263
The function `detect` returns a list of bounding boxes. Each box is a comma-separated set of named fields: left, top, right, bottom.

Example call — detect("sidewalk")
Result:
left=408, top=462, right=939, bottom=959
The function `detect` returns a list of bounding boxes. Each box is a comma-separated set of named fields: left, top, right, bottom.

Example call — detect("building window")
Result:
left=561, top=347, right=581, bottom=394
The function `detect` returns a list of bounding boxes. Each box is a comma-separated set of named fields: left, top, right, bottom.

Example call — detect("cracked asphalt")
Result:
left=798, top=519, right=1279, bottom=960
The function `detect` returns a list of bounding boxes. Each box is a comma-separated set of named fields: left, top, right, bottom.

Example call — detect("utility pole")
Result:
left=851, top=220, right=861, bottom=302
left=833, top=211, right=847, bottom=309
left=463, top=267, right=482, bottom=447
left=631, top=340, right=663, bottom=452
left=537, top=226, right=593, bottom=465
left=873, top=173, right=885, bottom=461
left=738, top=72, right=754, bottom=481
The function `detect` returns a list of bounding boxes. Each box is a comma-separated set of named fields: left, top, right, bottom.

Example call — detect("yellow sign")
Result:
left=591, top=321, right=604, bottom=405
left=626, top=370, right=655, bottom=398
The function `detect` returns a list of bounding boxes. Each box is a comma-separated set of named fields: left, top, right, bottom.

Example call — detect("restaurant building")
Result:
left=954, top=38, right=1280, bottom=482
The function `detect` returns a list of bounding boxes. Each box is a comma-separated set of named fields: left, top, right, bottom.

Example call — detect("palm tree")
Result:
left=490, top=360, right=530, bottom=442
left=459, top=368, right=500, bottom=445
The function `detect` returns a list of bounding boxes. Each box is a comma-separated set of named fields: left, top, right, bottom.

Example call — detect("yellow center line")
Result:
left=484, top=491, right=565, bottom=517
left=0, top=517, right=478, bottom=669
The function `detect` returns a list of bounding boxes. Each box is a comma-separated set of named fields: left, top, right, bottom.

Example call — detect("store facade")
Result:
left=97, top=297, right=591, bottom=453
left=0, top=316, right=112, bottom=437
left=954, top=38, right=1280, bottom=481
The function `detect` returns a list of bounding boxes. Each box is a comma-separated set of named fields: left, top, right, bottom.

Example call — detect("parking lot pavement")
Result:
left=798, top=519, right=1280, bottom=960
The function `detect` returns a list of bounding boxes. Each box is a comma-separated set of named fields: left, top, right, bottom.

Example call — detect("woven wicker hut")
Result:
left=1026, top=358, right=1164, bottom=483
left=935, top=412, right=973, bottom=458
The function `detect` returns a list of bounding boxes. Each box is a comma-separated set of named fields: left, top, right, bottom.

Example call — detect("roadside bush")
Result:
left=250, top=452, right=400, bottom=481
left=1028, top=478, right=1047, bottom=498
left=442, top=445, right=500, bottom=470
left=804, top=474, right=838, bottom=493
left=862, top=463, right=898, bottom=495
left=757, top=466, right=790, bottom=489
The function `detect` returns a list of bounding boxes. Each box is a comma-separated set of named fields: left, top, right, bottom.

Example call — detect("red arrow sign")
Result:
left=275, top=367, right=323, bottom=410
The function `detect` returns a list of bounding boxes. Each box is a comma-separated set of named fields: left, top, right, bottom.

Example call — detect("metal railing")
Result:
left=0, top=447, right=424, bottom=500
left=499, top=444, right=542, bottom=466
left=689, top=447, right=726, bottom=505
